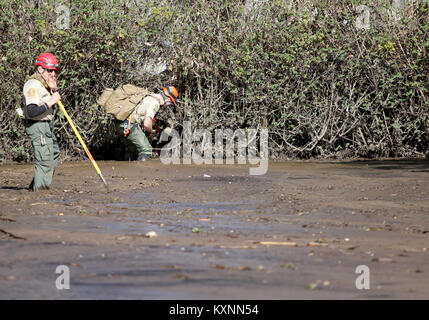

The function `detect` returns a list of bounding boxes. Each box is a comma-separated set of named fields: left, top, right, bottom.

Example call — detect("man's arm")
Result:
left=143, top=116, right=153, bottom=132
left=27, top=103, right=49, bottom=118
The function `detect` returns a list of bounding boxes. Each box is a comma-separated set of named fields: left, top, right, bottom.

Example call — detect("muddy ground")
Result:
left=0, top=159, right=428, bottom=299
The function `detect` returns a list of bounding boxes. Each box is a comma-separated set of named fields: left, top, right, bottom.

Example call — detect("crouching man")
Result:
left=99, top=84, right=178, bottom=161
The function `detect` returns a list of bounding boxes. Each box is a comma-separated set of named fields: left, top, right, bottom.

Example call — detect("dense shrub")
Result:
left=0, top=0, right=427, bottom=162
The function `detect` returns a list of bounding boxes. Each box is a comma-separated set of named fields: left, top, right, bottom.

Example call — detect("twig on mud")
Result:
left=0, top=229, right=26, bottom=240
left=0, top=217, right=16, bottom=222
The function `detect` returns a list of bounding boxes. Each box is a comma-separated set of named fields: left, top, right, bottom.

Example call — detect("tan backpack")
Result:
left=97, top=84, right=153, bottom=121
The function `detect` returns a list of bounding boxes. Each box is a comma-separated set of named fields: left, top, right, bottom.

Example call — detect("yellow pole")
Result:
left=57, top=100, right=109, bottom=190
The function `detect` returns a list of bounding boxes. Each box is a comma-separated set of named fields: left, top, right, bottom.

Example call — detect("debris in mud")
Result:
left=172, top=273, right=189, bottom=280
left=214, top=264, right=252, bottom=272
left=403, top=247, right=427, bottom=253
left=230, top=266, right=252, bottom=272
left=219, top=244, right=257, bottom=249
left=308, top=281, right=318, bottom=290
left=308, top=280, right=330, bottom=290
left=347, top=246, right=359, bottom=251
left=307, top=240, right=328, bottom=247
left=280, top=263, right=296, bottom=270
left=260, top=241, right=297, bottom=247
left=30, top=202, right=49, bottom=206
left=0, top=217, right=15, bottom=222
left=364, top=227, right=383, bottom=232
left=0, top=229, right=26, bottom=240
left=226, top=234, right=239, bottom=239
left=145, top=231, right=158, bottom=238
left=96, top=210, right=110, bottom=216
left=372, top=257, right=394, bottom=263
left=164, top=265, right=181, bottom=270
left=111, top=176, right=126, bottom=180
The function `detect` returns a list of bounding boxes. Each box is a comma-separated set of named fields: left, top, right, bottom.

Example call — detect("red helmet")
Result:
left=34, top=52, right=59, bottom=70
left=162, top=85, right=179, bottom=104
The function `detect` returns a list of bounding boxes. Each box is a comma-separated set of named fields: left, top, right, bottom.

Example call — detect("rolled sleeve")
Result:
left=134, top=96, right=160, bottom=121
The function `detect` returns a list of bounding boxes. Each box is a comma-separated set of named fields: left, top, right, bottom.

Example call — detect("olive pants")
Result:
left=25, top=120, right=60, bottom=191
left=116, top=121, right=152, bottom=160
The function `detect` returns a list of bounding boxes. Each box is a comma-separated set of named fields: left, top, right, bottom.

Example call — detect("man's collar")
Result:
left=29, top=72, right=49, bottom=89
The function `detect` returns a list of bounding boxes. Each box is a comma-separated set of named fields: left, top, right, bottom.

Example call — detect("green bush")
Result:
left=0, top=0, right=427, bottom=162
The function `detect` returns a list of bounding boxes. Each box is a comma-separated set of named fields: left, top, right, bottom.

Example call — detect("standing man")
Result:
left=119, top=85, right=179, bottom=161
left=18, top=52, right=61, bottom=191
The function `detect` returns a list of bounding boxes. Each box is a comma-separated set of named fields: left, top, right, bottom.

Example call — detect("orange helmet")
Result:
left=34, top=52, right=59, bottom=70
left=162, top=85, right=179, bottom=104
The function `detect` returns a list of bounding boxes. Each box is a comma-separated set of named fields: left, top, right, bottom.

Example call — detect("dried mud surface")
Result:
left=1, top=159, right=429, bottom=299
